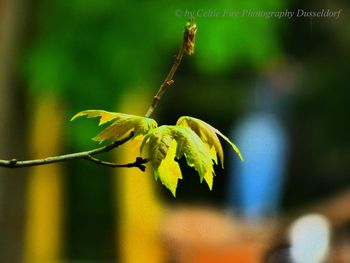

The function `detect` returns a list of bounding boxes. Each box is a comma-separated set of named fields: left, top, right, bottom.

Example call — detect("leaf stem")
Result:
left=84, top=156, right=148, bottom=172
left=145, top=33, right=186, bottom=118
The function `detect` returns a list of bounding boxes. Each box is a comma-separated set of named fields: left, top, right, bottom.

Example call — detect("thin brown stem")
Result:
left=84, top=156, right=148, bottom=171
left=145, top=41, right=186, bottom=118
left=0, top=133, right=133, bottom=168
left=145, top=18, right=196, bottom=118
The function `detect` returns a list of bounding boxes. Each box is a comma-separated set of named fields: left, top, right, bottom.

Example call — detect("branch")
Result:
left=0, top=19, right=197, bottom=169
left=0, top=133, right=133, bottom=168
left=84, top=156, right=148, bottom=172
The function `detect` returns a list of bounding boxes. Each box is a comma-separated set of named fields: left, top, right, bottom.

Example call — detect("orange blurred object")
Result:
left=162, top=206, right=271, bottom=263
left=186, top=242, right=264, bottom=263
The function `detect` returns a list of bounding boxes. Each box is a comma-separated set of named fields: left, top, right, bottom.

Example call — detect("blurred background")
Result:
left=0, top=0, right=349, bottom=262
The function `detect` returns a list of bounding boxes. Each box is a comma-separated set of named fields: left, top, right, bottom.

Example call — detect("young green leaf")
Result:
left=141, top=125, right=215, bottom=196
left=71, top=110, right=158, bottom=142
left=176, top=116, right=243, bottom=165
left=155, top=139, right=182, bottom=196
left=171, top=126, right=215, bottom=189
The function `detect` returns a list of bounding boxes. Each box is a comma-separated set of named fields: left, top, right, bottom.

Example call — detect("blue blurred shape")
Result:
left=228, top=112, right=288, bottom=220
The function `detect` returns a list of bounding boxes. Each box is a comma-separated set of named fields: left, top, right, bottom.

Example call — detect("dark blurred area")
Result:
left=0, top=0, right=349, bottom=262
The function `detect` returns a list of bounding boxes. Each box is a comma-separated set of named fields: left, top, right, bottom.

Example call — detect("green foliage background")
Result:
left=20, top=0, right=350, bottom=261
left=22, top=1, right=284, bottom=260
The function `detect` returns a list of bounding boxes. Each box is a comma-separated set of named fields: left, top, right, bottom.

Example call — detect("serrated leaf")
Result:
left=71, top=110, right=122, bottom=125
left=141, top=125, right=215, bottom=194
left=142, top=126, right=173, bottom=170
left=155, top=139, right=182, bottom=197
left=71, top=110, right=158, bottom=142
left=176, top=116, right=243, bottom=164
left=176, top=116, right=223, bottom=166
left=170, top=126, right=215, bottom=189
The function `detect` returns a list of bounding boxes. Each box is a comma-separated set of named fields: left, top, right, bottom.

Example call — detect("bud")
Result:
left=184, top=18, right=197, bottom=55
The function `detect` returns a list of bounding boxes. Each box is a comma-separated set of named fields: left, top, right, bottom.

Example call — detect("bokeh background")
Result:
left=0, top=0, right=349, bottom=262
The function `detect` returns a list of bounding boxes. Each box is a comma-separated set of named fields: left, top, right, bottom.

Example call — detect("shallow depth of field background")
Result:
left=0, top=0, right=349, bottom=263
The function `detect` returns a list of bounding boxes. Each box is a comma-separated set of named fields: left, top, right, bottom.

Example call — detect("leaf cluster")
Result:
left=72, top=111, right=242, bottom=196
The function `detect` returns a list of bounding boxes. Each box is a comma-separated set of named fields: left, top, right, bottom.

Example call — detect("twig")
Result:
left=0, top=19, right=196, bottom=169
left=84, top=156, right=148, bottom=172
left=0, top=133, right=133, bottom=168
left=145, top=19, right=196, bottom=118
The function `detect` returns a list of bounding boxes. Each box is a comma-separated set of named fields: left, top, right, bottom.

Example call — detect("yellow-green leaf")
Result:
left=71, top=110, right=157, bottom=142
left=141, top=125, right=215, bottom=194
left=156, top=139, right=182, bottom=196
left=171, top=126, right=215, bottom=189
left=71, top=110, right=123, bottom=125
left=142, top=126, right=173, bottom=170
left=176, top=116, right=243, bottom=164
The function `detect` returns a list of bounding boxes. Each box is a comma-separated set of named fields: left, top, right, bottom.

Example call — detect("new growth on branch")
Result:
left=0, top=19, right=197, bottom=170
left=0, top=19, right=243, bottom=196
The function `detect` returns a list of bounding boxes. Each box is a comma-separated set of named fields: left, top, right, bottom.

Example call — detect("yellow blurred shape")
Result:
left=115, top=90, right=165, bottom=263
left=23, top=94, right=64, bottom=263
